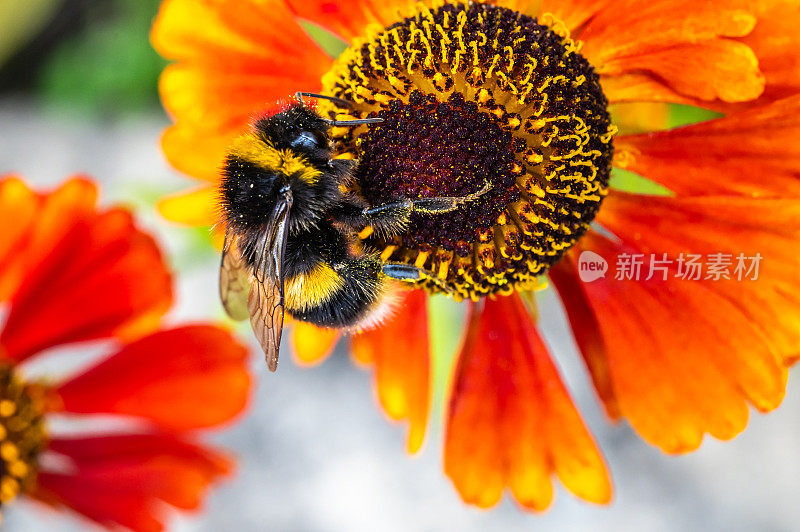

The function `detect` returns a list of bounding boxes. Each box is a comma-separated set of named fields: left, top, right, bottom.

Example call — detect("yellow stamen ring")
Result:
left=322, top=1, right=615, bottom=300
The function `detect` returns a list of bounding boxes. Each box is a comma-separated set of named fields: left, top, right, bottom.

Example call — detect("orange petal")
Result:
left=351, top=290, right=431, bottom=453
left=291, top=321, right=340, bottom=366
left=609, top=102, right=671, bottom=135
left=35, top=433, right=232, bottom=531
left=54, top=326, right=251, bottom=431
left=539, top=0, right=613, bottom=33
left=615, top=95, right=800, bottom=197
left=152, top=0, right=332, bottom=184
left=285, top=0, right=416, bottom=42
left=157, top=184, right=220, bottom=226
left=579, top=1, right=763, bottom=104
left=286, top=0, right=557, bottom=44
left=561, top=237, right=777, bottom=452
left=580, top=1, right=756, bottom=60
left=549, top=261, right=621, bottom=420
left=0, top=183, right=172, bottom=361
left=0, top=176, right=40, bottom=301
left=600, top=40, right=763, bottom=103
left=159, top=64, right=304, bottom=140
left=152, top=0, right=329, bottom=66
left=598, top=192, right=800, bottom=369
left=557, top=193, right=797, bottom=452
left=734, top=0, right=800, bottom=106
left=160, top=124, right=234, bottom=183
left=444, top=293, right=611, bottom=510
left=600, top=73, right=699, bottom=105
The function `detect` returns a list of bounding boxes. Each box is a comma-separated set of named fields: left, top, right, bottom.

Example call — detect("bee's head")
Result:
left=220, top=105, right=342, bottom=232
left=252, top=104, right=331, bottom=161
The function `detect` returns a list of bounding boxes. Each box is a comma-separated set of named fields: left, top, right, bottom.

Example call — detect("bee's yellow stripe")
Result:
left=285, top=263, right=344, bottom=312
left=229, top=134, right=321, bottom=184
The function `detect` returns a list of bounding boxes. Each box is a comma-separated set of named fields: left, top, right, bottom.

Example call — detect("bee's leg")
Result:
left=332, top=181, right=492, bottom=237
left=381, top=262, right=454, bottom=294
left=362, top=179, right=492, bottom=220
left=358, top=180, right=492, bottom=231
left=358, top=201, right=413, bottom=234
left=381, top=263, right=423, bottom=281
left=409, top=180, right=492, bottom=214
left=330, top=197, right=410, bottom=236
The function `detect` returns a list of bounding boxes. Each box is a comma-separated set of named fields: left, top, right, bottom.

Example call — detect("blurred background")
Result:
left=1, top=1, right=799, bottom=530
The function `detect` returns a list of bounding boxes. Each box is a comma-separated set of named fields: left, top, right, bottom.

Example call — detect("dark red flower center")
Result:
left=321, top=1, right=614, bottom=299
left=357, top=89, right=522, bottom=256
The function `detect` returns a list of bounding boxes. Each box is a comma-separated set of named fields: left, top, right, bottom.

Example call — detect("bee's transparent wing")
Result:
left=219, top=230, right=251, bottom=321
left=248, top=188, right=293, bottom=372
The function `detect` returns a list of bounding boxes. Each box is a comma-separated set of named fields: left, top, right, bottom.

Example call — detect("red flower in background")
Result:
left=0, top=176, right=251, bottom=531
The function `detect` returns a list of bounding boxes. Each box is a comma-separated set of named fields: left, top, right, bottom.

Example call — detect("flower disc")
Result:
left=0, top=364, right=46, bottom=510
left=321, top=0, right=615, bottom=299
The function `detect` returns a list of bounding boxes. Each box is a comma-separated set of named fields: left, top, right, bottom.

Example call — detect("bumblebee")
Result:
left=219, top=92, right=490, bottom=371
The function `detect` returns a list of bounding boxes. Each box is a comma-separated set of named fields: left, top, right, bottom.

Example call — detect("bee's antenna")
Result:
left=323, top=117, right=384, bottom=127
left=295, top=91, right=383, bottom=127
left=295, top=91, right=353, bottom=109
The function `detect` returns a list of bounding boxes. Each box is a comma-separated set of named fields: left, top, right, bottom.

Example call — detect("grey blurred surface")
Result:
left=1, top=102, right=799, bottom=531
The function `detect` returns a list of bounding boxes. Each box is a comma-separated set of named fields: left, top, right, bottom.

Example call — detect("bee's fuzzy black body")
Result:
left=218, top=99, right=489, bottom=369
left=220, top=104, right=398, bottom=329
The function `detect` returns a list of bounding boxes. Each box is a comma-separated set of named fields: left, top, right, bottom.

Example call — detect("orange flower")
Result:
left=0, top=177, right=251, bottom=530
left=151, top=0, right=800, bottom=511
